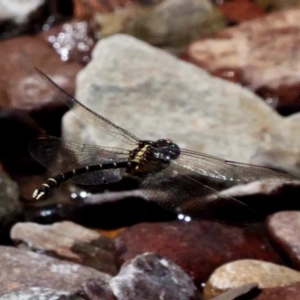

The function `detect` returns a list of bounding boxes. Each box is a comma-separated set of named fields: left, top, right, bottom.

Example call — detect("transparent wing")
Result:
left=36, top=68, right=140, bottom=145
left=29, top=136, right=130, bottom=185
left=141, top=162, right=258, bottom=224
left=177, top=149, right=293, bottom=183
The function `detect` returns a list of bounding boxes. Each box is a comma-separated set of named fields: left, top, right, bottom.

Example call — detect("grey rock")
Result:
left=82, top=277, right=116, bottom=300
left=11, top=221, right=118, bottom=275
left=0, top=287, right=83, bottom=300
left=125, top=0, right=224, bottom=52
left=0, top=246, right=111, bottom=294
left=63, top=34, right=300, bottom=176
left=110, top=252, right=202, bottom=300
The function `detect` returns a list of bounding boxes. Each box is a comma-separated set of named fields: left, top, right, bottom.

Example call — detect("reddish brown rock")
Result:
left=0, top=33, right=83, bottom=145
left=114, top=220, right=282, bottom=289
left=183, top=8, right=300, bottom=114
left=216, top=0, right=265, bottom=23
left=267, top=211, right=300, bottom=270
left=0, top=34, right=82, bottom=112
left=0, top=33, right=82, bottom=185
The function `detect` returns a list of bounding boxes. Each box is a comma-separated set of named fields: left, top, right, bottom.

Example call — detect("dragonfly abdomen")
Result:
left=33, top=161, right=132, bottom=200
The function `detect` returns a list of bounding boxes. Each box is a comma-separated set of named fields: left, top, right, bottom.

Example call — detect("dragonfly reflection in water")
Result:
left=29, top=69, right=293, bottom=224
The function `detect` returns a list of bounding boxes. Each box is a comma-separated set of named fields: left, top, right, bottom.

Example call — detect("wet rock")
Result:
left=0, top=246, right=110, bottom=294
left=184, top=8, right=300, bottom=115
left=267, top=211, right=300, bottom=270
left=64, top=34, right=300, bottom=177
left=114, top=221, right=282, bottom=289
left=0, top=287, right=84, bottom=299
left=11, top=221, right=118, bottom=275
left=41, top=20, right=97, bottom=64
left=0, top=171, right=22, bottom=240
left=204, top=259, right=300, bottom=299
left=110, top=252, right=201, bottom=300
left=125, top=0, right=224, bottom=52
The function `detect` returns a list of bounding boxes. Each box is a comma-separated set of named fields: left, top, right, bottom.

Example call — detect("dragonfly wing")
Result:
left=177, top=149, right=293, bottom=183
left=140, top=163, right=258, bottom=224
left=29, top=136, right=129, bottom=185
left=36, top=69, right=140, bottom=146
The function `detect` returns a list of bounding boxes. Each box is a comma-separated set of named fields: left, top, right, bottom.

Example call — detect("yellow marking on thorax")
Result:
left=131, top=145, right=149, bottom=169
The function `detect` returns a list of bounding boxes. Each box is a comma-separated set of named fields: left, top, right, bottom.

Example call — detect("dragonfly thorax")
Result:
left=152, top=139, right=181, bottom=163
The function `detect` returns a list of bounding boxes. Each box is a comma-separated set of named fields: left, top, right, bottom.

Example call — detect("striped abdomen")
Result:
left=33, top=161, right=132, bottom=200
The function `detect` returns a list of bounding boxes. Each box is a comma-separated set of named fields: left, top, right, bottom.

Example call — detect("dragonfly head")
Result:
left=153, top=139, right=181, bottom=162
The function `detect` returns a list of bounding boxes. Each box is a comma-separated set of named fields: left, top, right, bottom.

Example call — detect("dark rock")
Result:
left=0, top=287, right=84, bottom=299
left=82, top=277, right=116, bottom=300
left=0, top=108, right=44, bottom=173
left=11, top=221, right=118, bottom=275
left=218, top=180, right=300, bottom=217
left=110, top=252, right=202, bottom=300
left=0, top=171, right=22, bottom=240
left=204, top=259, right=300, bottom=299
left=256, top=0, right=300, bottom=11
left=253, top=281, right=300, bottom=300
left=114, top=221, right=282, bottom=289
left=183, top=8, right=300, bottom=115
left=0, top=246, right=110, bottom=294
left=267, top=211, right=300, bottom=270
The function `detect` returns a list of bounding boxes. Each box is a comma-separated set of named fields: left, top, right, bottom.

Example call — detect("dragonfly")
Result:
left=29, top=69, right=293, bottom=223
